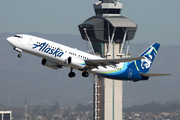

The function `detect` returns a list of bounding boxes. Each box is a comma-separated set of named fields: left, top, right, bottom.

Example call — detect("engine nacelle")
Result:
left=67, top=57, right=85, bottom=69
left=41, top=58, right=62, bottom=70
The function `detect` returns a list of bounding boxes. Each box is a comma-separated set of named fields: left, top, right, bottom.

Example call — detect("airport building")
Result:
left=78, top=0, right=137, bottom=120
left=0, top=111, right=12, bottom=120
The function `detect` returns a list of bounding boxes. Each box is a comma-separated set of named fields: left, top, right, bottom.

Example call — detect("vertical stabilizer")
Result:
left=134, top=43, right=160, bottom=73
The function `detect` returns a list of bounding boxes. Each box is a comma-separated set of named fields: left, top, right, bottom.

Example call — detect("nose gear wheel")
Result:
left=18, top=54, right=22, bottom=58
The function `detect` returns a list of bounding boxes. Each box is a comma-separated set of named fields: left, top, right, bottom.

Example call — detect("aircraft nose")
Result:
left=7, top=37, right=13, bottom=44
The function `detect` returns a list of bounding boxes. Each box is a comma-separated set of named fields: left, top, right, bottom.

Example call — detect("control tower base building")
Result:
left=78, top=0, right=137, bottom=120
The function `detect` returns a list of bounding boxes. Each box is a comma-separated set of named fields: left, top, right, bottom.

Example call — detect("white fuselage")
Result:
left=7, top=35, right=168, bottom=81
left=7, top=34, right=120, bottom=74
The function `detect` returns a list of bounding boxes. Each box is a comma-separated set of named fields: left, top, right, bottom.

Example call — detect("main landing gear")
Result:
left=82, top=71, right=89, bottom=77
left=68, top=69, right=89, bottom=78
left=68, top=68, right=75, bottom=78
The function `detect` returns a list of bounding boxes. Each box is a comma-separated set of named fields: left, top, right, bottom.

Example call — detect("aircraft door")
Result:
left=28, top=38, right=34, bottom=46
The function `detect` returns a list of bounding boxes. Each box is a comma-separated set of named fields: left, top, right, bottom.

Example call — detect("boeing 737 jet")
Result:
left=6, top=34, right=171, bottom=82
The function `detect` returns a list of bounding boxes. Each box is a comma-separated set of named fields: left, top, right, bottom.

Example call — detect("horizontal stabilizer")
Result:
left=140, top=73, right=173, bottom=77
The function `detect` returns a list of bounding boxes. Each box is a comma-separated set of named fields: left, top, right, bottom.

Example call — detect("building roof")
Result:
left=85, top=16, right=137, bottom=28
left=104, top=16, right=137, bottom=28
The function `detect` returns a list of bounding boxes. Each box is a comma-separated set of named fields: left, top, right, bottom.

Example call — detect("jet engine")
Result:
left=41, top=58, right=62, bottom=70
left=66, top=57, right=86, bottom=69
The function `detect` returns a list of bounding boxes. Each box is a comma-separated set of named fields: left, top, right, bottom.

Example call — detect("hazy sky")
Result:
left=0, top=0, right=180, bottom=45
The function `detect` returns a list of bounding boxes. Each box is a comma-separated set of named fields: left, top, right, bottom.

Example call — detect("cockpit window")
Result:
left=14, top=35, right=23, bottom=38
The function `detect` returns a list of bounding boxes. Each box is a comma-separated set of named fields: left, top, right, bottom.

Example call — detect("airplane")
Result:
left=6, top=34, right=172, bottom=82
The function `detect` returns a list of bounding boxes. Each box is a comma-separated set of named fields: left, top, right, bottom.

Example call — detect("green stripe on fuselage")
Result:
left=101, top=65, right=124, bottom=74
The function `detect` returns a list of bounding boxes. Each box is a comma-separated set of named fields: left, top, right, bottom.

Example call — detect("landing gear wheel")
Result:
left=82, top=72, right=89, bottom=77
left=68, top=68, right=75, bottom=78
left=18, top=54, right=22, bottom=58
left=68, top=72, right=75, bottom=78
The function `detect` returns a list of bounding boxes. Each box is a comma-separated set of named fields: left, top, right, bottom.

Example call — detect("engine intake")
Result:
left=41, top=58, right=62, bottom=70
left=67, top=57, right=85, bottom=69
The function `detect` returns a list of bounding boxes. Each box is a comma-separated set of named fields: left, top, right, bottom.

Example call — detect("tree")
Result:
left=76, top=103, right=86, bottom=111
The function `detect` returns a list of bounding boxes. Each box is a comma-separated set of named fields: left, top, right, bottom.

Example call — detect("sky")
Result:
left=0, top=0, right=180, bottom=45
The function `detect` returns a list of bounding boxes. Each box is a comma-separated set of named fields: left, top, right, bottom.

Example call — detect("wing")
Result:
left=85, top=56, right=144, bottom=68
left=140, top=73, right=173, bottom=77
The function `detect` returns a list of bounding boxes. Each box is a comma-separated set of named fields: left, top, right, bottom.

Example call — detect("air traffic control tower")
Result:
left=78, top=0, right=137, bottom=120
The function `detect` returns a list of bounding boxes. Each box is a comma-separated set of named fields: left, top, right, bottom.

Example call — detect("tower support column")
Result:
left=102, top=43, right=123, bottom=120
left=78, top=1, right=137, bottom=120
left=93, top=42, right=123, bottom=120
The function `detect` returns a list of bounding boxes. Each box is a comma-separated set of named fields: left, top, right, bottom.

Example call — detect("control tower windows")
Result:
left=95, top=9, right=121, bottom=14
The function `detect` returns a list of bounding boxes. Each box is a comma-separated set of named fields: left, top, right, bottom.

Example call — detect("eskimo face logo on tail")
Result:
left=141, top=57, right=152, bottom=69
left=141, top=47, right=154, bottom=69
left=32, top=42, right=64, bottom=57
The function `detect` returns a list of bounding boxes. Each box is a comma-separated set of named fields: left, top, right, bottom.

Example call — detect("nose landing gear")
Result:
left=14, top=47, right=22, bottom=58
left=18, top=54, right=22, bottom=58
